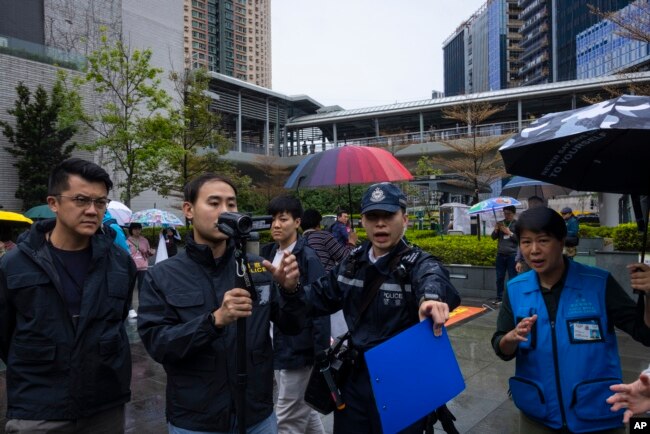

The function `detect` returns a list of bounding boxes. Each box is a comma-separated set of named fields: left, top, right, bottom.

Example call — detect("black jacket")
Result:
left=261, top=237, right=330, bottom=369
left=0, top=219, right=136, bottom=420
left=286, top=240, right=461, bottom=353
left=137, top=234, right=306, bottom=432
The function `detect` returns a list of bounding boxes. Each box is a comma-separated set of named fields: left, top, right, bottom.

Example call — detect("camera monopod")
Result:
left=217, top=213, right=258, bottom=434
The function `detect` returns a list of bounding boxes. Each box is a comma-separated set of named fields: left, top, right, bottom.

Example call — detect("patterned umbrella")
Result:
left=468, top=196, right=521, bottom=220
left=284, top=146, right=413, bottom=214
left=129, top=209, right=184, bottom=227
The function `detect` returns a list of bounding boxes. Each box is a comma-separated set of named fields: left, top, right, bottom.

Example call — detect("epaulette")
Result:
left=349, top=245, right=364, bottom=258
left=400, top=249, right=421, bottom=267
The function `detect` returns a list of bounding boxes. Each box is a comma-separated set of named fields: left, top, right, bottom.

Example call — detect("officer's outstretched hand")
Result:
left=213, top=288, right=253, bottom=327
left=419, top=301, right=450, bottom=337
left=262, top=251, right=300, bottom=292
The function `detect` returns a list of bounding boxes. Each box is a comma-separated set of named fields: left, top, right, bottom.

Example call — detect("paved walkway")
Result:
left=1, top=295, right=648, bottom=433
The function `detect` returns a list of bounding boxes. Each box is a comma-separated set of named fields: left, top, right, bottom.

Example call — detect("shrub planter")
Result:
left=595, top=251, right=639, bottom=299
left=577, top=237, right=604, bottom=255
left=446, top=264, right=496, bottom=299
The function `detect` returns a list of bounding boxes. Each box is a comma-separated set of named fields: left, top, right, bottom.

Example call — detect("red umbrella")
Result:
left=284, top=146, right=414, bottom=214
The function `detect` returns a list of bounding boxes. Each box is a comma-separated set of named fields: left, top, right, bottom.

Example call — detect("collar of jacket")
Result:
left=359, top=238, right=411, bottom=275
left=185, top=232, right=235, bottom=269
left=20, top=218, right=116, bottom=261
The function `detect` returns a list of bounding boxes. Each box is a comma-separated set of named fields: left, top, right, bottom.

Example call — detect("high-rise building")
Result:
left=576, top=0, right=650, bottom=79
left=185, top=0, right=271, bottom=88
left=443, top=0, right=521, bottom=96
left=518, top=0, right=552, bottom=85
left=443, top=23, right=469, bottom=96
left=555, top=0, right=633, bottom=82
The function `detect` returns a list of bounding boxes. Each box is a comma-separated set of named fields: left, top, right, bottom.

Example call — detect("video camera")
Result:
left=216, top=212, right=273, bottom=239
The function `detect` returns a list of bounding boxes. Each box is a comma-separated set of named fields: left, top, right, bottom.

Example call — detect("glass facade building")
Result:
left=555, top=0, right=633, bottom=82
left=576, top=0, right=650, bottom=79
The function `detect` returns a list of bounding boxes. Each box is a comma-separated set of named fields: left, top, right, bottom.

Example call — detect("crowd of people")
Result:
left=0, top=157, right=649, bottom=434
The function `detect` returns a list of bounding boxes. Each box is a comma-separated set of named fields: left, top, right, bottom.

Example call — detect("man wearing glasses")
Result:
left=0, top=158, right=136, bottom=433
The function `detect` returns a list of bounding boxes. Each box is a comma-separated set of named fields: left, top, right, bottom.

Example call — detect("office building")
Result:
left=576, top=0, right=650, bottom=79
left=443, top=0, right=522, bottom=96
left=555, top=0, right=634, bottom=82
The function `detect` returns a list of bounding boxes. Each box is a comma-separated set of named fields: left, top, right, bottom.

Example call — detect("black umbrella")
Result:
left=500, top=94, right=650, bottom=195
left=499, top=94, right=650, bottom=262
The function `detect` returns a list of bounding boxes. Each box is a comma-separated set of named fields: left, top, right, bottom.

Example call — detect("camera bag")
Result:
left=304, top=247, right=410, bottom=414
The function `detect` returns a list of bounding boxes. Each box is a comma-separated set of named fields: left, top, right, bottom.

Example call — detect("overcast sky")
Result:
left=271, top=0, right=486, bottom=110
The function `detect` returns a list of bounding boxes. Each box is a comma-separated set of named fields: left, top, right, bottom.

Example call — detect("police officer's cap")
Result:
left=360, top=183, right=407, bottom=214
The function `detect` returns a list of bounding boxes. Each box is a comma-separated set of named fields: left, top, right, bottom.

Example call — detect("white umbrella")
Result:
left=107, top=200, right=132, bottom=226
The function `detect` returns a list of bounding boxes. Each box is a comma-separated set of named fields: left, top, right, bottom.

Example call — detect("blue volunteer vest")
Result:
left=507, top=260, right=625, bottom=433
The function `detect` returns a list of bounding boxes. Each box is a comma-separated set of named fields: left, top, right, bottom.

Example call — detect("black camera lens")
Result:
left=235, top=215, right=252, bottom=234
left=217, top=212, right=253, bottom=238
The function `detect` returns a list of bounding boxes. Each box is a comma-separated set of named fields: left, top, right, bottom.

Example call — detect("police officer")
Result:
left=137, top=174, right=306, bottom=434
left=265, top=182, right=461, bottom=434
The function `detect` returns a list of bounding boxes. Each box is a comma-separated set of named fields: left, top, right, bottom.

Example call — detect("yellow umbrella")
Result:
left=0, top=211, right=33, bottom=224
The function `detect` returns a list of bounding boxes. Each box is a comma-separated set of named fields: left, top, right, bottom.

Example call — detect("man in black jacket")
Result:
left=137, top=174, right=306, bottom=434
left=260, top=196, right=329, bottom=434
left=0, top=158, right=136, bottom=433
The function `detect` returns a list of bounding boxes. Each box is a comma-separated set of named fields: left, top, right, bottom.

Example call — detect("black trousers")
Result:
left=333, top=362, right=425, bottom=434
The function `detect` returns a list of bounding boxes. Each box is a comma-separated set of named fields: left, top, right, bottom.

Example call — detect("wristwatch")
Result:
left=281, top=281, right=302, bottom=295
left=419, top=293, right=441, bottom=306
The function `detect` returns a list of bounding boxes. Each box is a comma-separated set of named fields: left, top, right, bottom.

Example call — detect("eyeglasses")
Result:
left=56, top=195, right=110, bottom=210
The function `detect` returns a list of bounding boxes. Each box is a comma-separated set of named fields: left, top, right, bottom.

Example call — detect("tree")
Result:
left=432, top=101, right=507, bottom=204
left=153, top=68, right=230, bottom=201
left=432, top=101, right=508, bottom=238
left=81, top=32, right=180, bottom=207
left=1, top=74, right=82, bottom=209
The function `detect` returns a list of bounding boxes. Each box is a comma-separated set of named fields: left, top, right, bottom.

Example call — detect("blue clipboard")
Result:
left=364, top=319, right=465, bottom=434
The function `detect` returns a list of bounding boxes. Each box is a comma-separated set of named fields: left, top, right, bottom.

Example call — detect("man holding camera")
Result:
left=265, top=182, right=461, bottom=434
left=137, top=174, right=306, bottom=434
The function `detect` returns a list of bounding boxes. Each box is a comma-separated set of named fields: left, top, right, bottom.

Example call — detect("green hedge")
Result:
left=579, top=225, right=615, bottom=238
left=613, top=223, right=650, bottom=251
left=136, top=224, right=643, bottom=264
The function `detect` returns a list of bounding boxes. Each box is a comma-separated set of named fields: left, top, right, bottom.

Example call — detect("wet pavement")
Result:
left=1, top=295, right=648, bottom=433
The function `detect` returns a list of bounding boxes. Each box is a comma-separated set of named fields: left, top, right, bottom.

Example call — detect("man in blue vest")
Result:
left=491, top=206, right=650, bottom=433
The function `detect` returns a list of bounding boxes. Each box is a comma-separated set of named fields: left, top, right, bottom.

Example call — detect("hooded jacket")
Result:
left=0, top=219, right=136, bottom=420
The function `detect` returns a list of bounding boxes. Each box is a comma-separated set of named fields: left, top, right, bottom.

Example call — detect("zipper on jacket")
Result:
left=551, top=320, right=568, bottom=430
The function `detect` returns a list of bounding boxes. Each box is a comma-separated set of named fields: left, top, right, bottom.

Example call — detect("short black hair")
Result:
left=128, top=222, right=143, bottom=235
left=183, top=173, right=237, bottom=204
left=336, top=208, right=349, bottom=217
left=503, top=205, right=516, bottom=214
left=267, top=195, right=303, bottom=220
left=301, top=209, right=322, bottom=230
left=527, top=196, right=545, bottom=207
left=48, top=158, right=113, bottom=196
left=515, top=207, right=567, bottom=241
